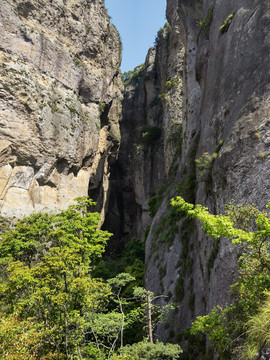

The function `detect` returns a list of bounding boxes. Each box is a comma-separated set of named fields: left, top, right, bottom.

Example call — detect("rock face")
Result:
left=1, top=0, right=270, bottom=350
left=109, top=0, right=270, bottom=345
left=0, top=0, right=123, bottom=218
left=103, top=21, right=185, bottom=249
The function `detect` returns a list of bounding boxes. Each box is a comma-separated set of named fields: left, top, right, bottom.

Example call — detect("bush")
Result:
left=220, top=13, right=235, bottom=34
left=197, top=2, right=215, bottom=40
left=116, top=340, right=182, bottom=360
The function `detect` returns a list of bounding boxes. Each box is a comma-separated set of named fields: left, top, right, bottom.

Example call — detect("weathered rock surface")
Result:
left=110, top=0, right=270, bottom=346
left=104, top=20, right=185, bottom=250
left=0, top=0, right=123, bottom=218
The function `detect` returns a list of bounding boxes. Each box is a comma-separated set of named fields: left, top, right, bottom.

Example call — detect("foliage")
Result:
left=154, top=22, right=172, bottom=46
left=0, top=199, right=181, bottom=358
left=133, top=287, right=177, bottom=340
left=171, top=196, right=270, bottom=359
left=0, top=314, right=57, bottom=359
left=158, top=77, right=180, bottom=105
left=94, top=238, right=145, bottom=285
left=165, top=79, right=178, bottom=91
left=0, top=197, right=112, bottom=359
left=197, top=1, right=215, bottom=40
left=73, top=56, right=83, bottom=67
left=65, top=104, right=79, bottom=115
left=241, top=293, right=270, bottom=359
left=220, top=13, right=235, bottom=34
left=90, top=273, right=136, bottom=354
left=181, top=329, right=213, bottom=360
left=0, top=215, right=12, bottom=235
left=195, top=141, right=223, bottom=194
left=123, top=63, right=144, bottom=87
left=93, top=238, right=145, bottom=345
left=148, top=182, right=167, bottom=217
left=153, top=206, right=180, bottom=247
left=98, top=102, right=106, bottom=114
left=141, top=125, right=162, bottom=148
left=189, top=305, right=235, bottom=359
left=175, top=173, right=197, bottom=204
left=114, top=340, right=182, bottom=360
left=195, top=152, right=217, bottom=181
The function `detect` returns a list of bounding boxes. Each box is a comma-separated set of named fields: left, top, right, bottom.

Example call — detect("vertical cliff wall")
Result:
left=109, top=0, right=270, bottom=344
left=0, top=0, right=123, bottom=219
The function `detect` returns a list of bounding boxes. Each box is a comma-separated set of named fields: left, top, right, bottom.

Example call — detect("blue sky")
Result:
left=104, top=0, right=167, bottom=73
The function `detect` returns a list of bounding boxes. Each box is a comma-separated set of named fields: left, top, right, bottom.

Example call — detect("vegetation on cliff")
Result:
left=0, top=198, right=181, bottom=359
left=172, top=196, right=270, bottom=359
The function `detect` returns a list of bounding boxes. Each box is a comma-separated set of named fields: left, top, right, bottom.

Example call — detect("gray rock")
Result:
left=107, top=0, right=270, bottom=345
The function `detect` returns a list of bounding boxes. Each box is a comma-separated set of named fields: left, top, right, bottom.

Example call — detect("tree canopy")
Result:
left=0, top=197, right=181, bottom=359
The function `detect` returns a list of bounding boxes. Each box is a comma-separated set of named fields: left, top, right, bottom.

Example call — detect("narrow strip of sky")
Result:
left=104, top=0, right=167, bottom=73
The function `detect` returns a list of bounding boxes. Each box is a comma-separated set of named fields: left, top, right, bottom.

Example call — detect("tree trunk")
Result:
left=147, top=291, right=153, bottom=343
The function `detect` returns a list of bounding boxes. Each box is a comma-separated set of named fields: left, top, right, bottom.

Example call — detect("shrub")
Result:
left=123, top=63, right=144, bottom=87
left=197, top=1, right=215, bottom=40
left=220, top=13, right=235, bottom=34
left=117, top=340, right=182, bottom=360
left=98, top=102, right=106, bottom=114
left=73, top=56, right=83, bottom=67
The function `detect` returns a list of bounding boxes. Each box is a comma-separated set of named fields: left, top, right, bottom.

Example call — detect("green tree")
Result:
left=0, top=198, right=182, bottom=359
left=86, top=273, right=137, bottom=357
left=133, top=287, right=176, bottom=344
left=0, top=197, right=112, bottom=359
left=0, top=313, right=57, bottom=359
left=171, top=196, right=270, bottom=359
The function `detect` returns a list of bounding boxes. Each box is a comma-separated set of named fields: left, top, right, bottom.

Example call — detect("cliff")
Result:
left=1, top=0, right=270, bottom=351
left=0, top=0, right=123, bottom=219
left=106, top=0, right=270, bottom=344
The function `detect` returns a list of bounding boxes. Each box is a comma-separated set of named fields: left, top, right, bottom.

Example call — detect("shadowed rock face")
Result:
left=108, top=0, right=270, bottom=342
left=0, top=0, right=123, bottom=218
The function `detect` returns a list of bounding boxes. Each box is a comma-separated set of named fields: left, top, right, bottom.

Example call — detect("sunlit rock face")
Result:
left=113, top=0, right=270, bottom=341
left=0, top=0, right=123, bottom=218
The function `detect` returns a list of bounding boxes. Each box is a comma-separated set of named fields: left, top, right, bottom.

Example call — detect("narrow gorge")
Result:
left=0, top=0, right=270, bottom=358
left=104, top=0, right=270, bottom=345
